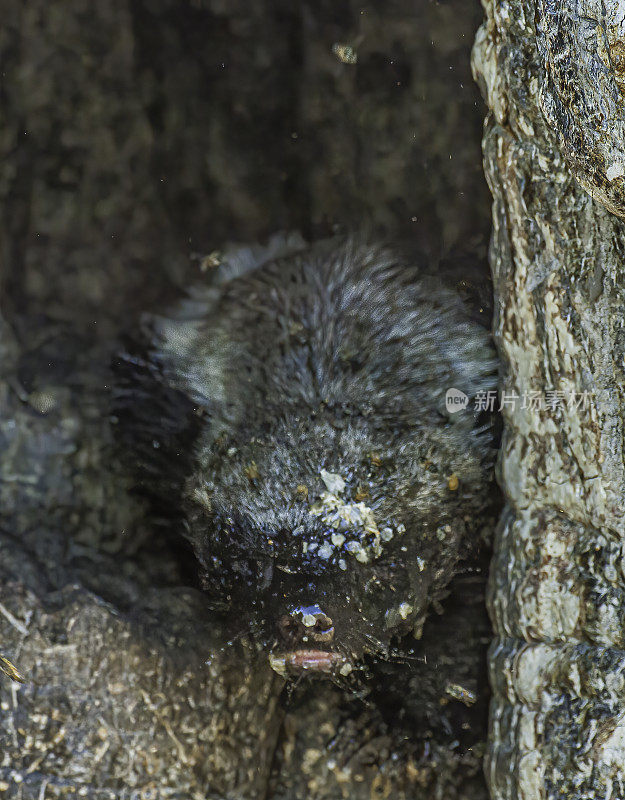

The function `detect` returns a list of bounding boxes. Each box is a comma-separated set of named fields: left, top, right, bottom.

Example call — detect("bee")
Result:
left=0, top=653, right=25, bottom=684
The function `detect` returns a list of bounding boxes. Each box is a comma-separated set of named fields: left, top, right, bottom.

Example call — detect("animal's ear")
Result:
left=437, top=248, right=493, bottom=327
left=138, top=231, right=307, bottom=415
left=211, top=231, right=307, bottom=284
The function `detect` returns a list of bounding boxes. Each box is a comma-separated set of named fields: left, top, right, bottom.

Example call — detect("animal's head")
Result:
left=142, top=239, right=497, bottom=680
left=185, top=402, right=493, bottom=679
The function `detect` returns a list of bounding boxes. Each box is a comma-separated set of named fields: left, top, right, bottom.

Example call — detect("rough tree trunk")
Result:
left=473, top=2, right=625, bottom=798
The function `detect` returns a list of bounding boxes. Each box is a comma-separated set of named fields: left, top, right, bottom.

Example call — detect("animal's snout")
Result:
left=269, top=604, right=351, bottom=678
left=278, top=604, right=335, bottom=644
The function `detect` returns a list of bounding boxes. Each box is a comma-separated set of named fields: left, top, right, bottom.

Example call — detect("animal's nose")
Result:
left=278, top=604, right=335, bottom=643
left=271, top=604, right=353, bottom=679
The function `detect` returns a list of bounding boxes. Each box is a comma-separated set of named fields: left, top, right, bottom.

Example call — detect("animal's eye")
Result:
left=230, top=557, right=273, bottom=588
left=231, top=559, right=251, bottom=577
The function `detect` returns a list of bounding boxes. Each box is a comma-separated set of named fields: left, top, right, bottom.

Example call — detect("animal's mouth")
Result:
left=268, top=648, right=353, bottom=678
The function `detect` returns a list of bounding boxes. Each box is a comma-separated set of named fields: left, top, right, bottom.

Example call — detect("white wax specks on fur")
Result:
left=317, top=544, right=333, bottom=559
left=320, top=469, right=346, bottom=494
left=308, top=468, right=406, bottom=565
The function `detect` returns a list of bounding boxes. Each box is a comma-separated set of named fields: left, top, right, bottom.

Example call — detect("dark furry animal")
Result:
left=114, top=235, right=496, bottom=686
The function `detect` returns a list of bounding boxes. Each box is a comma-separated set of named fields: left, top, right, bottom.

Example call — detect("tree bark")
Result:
left=473, top=2, right=625, bottom=798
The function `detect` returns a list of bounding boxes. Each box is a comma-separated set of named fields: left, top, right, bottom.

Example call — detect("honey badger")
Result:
left=115, top=234, right=497, bottom=685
